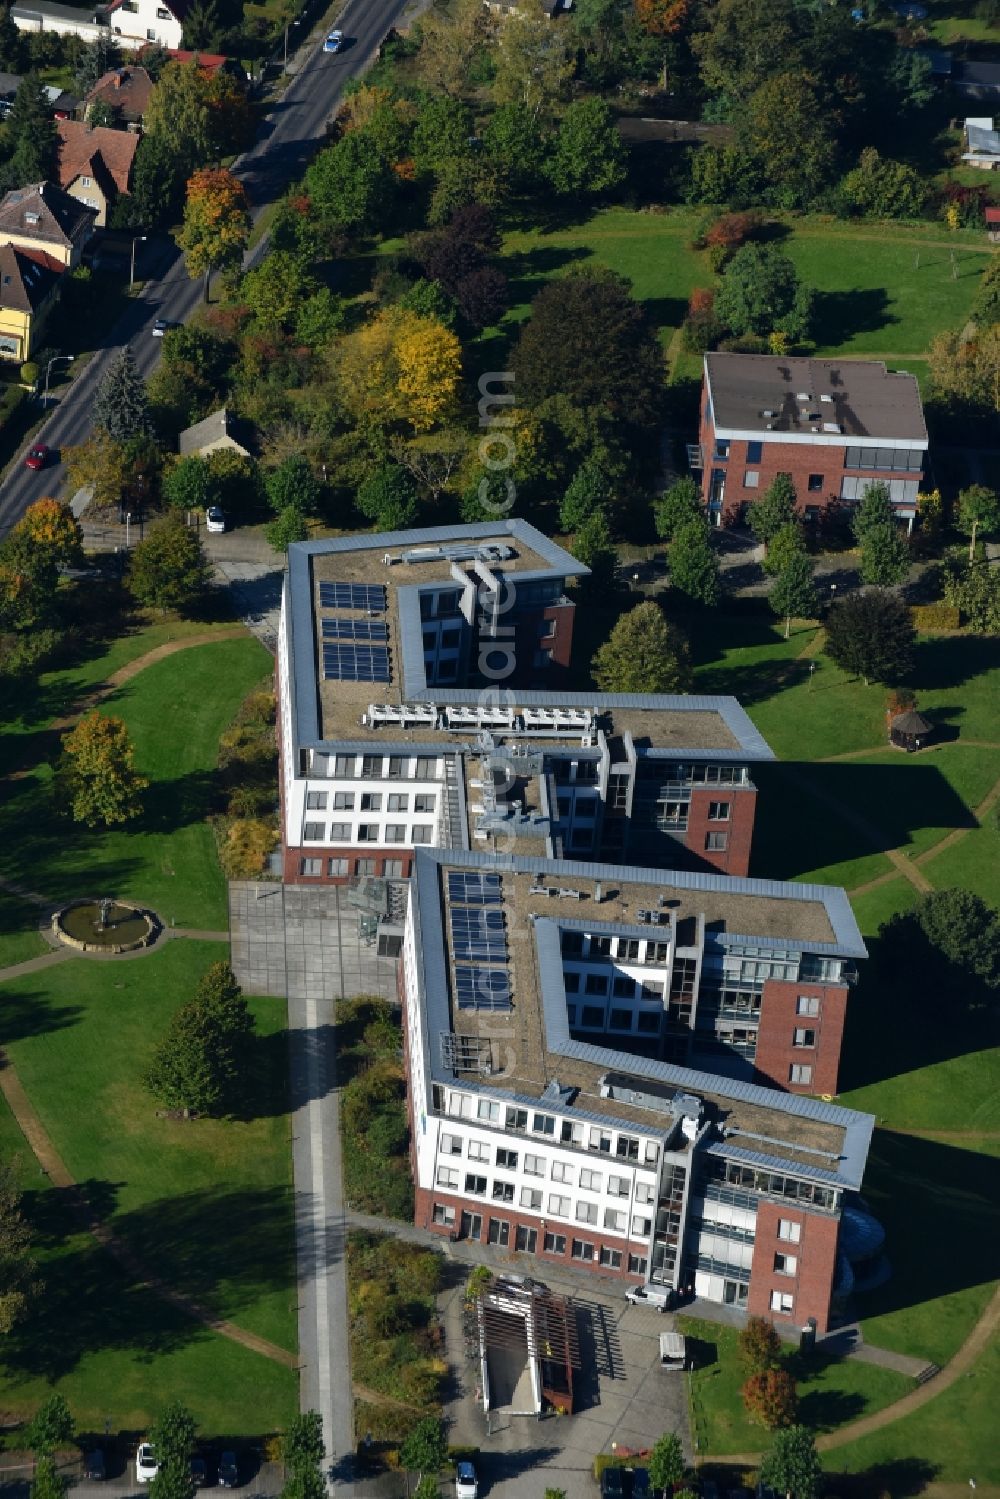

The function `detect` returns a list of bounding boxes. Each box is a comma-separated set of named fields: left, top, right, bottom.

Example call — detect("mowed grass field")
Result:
left=496, top=207, right=994, bottom=360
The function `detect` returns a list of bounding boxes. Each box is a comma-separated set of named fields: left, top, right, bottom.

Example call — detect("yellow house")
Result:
left=0, top=241, right=64, bottom=363
left=0, top=181, right=98, bottom=269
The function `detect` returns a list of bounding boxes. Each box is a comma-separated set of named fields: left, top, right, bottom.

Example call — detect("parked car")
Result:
left=218, top=1452, right=238, bottom=1489
left=190, top=1456, right=208, bottom=1487
left=455, top=1461, right=478, bottom=1499
left=24, top=443, right=49, bottom=470
left=152, top=318, right=179, bottom=337
left=205, top=506, right=226, bottom=534
left=84, top=1450, right=106, bottom=1481
left=323, top=28, right=342, bottom=50
left=136, top=1444, right=158, bottom=1483
left=625, top=1284, right=674, bottom=1312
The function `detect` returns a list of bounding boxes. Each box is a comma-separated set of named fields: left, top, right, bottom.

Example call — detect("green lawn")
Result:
left=0, top=940, right=296, bottom=1354
left=495, top=208, right=992, bottom=363
left=830, top=1336, right=1000, bottom=1484
left=0, top=637, right=270, bottom=929
left=681, top=1315, right=914, bottom=1457
left=0, top=1092, right=296, bottom=1435
left=0, top=888, right=47, bottom=968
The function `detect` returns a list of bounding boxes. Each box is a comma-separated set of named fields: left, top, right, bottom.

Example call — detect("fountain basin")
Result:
left=53, top=900, right=159, bottom=954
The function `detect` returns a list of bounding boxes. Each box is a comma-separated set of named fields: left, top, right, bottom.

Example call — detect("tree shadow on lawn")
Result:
left=503, top=242, right=591, bottom=305
left=853, top=1132, right=1000, bottom=1328
left=137, top=769, right=221, bottom=835
left=810, top=287, right=895, bottom=350
left=0, top=992, right=83, bottom=1048
left=911, top=633, right=1000, bottom=695
left=824, top=1460, right=939, bottom=1497
left=0, top=775, right=145, bottom=902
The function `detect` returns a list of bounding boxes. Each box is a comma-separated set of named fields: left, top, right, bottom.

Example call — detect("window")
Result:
left=543, top=1232, right=567, bottom=1255
left=581, top=1005, right=603, bottom=1027
left=610, top=1008, right=632, bottom=1031
left=628, top=1254, right=648, bottom=1276
left=432, top=1203, right=455, bottom=1226
left=357, top=824, right=379, bottom=843
left=561, top=931, right=584, bottom=956
left=585, top=973, right=609, bottom=996
left=477, top=1100, right=500, bottom=1124
left=599, top=1246, right=623, bottom=1268
left=561, top=1120, right=583, bottom=1146
left=436, top=1166, right=458, bottom=1188
left=571, top=1239, right=595, bottom=1261
left=306, top=791, right=328, bottom=810
left=789, top=1063, right=813, bottom=1084
left=468, top=1141, right=489, bottom=1162
left=564, top=973, right=580, bottom=994
left=533, top=649, right=553, bottom=669
left=507, top=1107, right=528, bottom=1132
left=361, top=756, right=381, bottom=777
left=328, top=858, right=348, bottom=876
left=329, top=823, right=350, bottom=841
left=551, top=1161, right=574, bottom=1184
left=746, top=440, right=763, bottom=462
left=608, top=1175, right=629, bottom=1198
left=333, top=792, right=355, bottom=810
left=634, top=1182, right=655, bottom=1205
left=603, top=1209, right=626, bottom=1232
left=487, top=1217, right=509, bottom=1246
left=146, top=26, right=156, bottom=37
left=354, top=858, right=376, bottom=875
left=412, top=825, right=433, bottom=844
left=808, top=473, right=824, bottom=492
left=590, top=1128, right=612, bottom=1154
left=612, top=976, right=634, bottom=1000
left=631, top=1215, right=652, bottom=1237
left=496, top=1148, right=518, bottom=1170
left=548, top=1194, right=570, bottom=1217
left=384, top=860, right=404, bottom=878
left=778, top=1219, right=802, bottom=1243
left=637, top=1012, right=660, bottom=1034
left=617, top=1135, right=639, bottom=1161
left=797, top=996, right=820, bottom=1017
left=361, top=793, right=382, bottom=812
left=579, top=1169, right=602, bottom=1192
left=493, top=1180, right=514, bottom=1202
left=770, top=1290, right=794, bottom=1314
left=303, top=822, right=324, bottom=841
left=533, top=1113, right=556, bottom=1136
left=384, top=824, right=405, bottom=842
left=744, top=470, right=760, bottom=489
left=415, top=795, right=435, bottom=815
left=334, top=755, right=354, bottom=776
left=793, top=1028, right=816, bottom=1048
left=465, top=1174, right=487, bottom=1195
left=515, top=1225, right=537, bottom=1252
left=576, top=1201, right=598, bottom=1225
left=774, top=1252, right=798, bottom=1276
left=524, top=1153, right=544, bottom=1176
left=386, top=757, right=404, bottom=779
left=440, top=1133, right=462, bottom=1155
left=708, top=801, right=731, bottom=821
left=713, top=439, right=730, bottom=459
left=705, top=831, right=728, bottom=851
left=299, top=858, right=321, bottom=876
left=387, top=794, right=409, bottom=813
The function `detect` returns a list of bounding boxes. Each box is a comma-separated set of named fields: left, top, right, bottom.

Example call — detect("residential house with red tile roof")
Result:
left=55, top=120, right=139, bottom=226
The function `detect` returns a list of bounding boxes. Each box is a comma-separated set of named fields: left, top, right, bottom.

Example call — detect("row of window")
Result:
left=430, top=1204, right=649, bottom=1273
left=561, top=932, right=672, bottom=962
left=711, top=440, right=922, bottom=476
left=438, top=1135, right=654, bottom=1200
left=841, top=477, right=919, bottom=503
left=317, top=754, right=440, bottom=780
left=564, top=969, right=665, bottom=1000
left=302, top=822, right=435, bottom=845
left=568, top=1004, right=662, bottom=1035
left=300, top=856, right=407, bottom=877
left=710, top=1159, right=837, bottom=1211
left=438, top=1173, right=653, bottom=1236
left=436, top=1091, right=658, bottom=1164
left=306, top=791, right=437, bottom=813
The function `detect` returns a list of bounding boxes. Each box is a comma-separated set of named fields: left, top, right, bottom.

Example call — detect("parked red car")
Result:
left=24, top=443, right=49, bottom=470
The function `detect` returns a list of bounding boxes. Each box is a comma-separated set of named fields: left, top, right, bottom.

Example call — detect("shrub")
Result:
left=910, top=602, right=960, bottom=631
left=20, top=361, right=39, bottom=387
left=738, top=1315, right=783, bottom=1375
left=742, top=1367, right=798, bottom=1428
left=219, top=816, right=277, bottom=878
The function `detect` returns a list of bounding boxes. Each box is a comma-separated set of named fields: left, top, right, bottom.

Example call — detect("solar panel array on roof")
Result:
left=447, top=870, right=502, bottom=906
left=319, top=581, right=386, bottom=612
left=451, top=905, right=506, bottom=961
left=321, top=643, right=391, bottom=681
left=455, top=964, right=511, bottom=1011
left=322, top=618, right=389, bottom=642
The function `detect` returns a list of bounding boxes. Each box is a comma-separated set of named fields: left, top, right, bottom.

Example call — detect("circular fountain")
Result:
left=52, top=897, right=159, bottom=954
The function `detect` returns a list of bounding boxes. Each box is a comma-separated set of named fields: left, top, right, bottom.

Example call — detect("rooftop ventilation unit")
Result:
left=761, top=408, right=776, bottom=418
left=820, top=394, right=834, bottom=403
left=557, top=887, right=583, bottom=899
left=364, top=702, right=439, bottom=729
left=822, top=422, right=843, bottom=434
left=387, top=542, right=514, bottom=567
left=529, top=883, right=558, bottom=897
left=796, top=391, right=811, bottom=401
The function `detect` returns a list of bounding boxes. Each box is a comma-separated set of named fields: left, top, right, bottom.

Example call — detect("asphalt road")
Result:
left=0, top=0, right=410, bottom=540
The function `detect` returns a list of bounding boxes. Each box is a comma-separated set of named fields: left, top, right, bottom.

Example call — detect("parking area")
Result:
left=442, top=1264, right=692, bottom=1499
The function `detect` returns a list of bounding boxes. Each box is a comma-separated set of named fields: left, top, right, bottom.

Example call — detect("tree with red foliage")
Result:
left=634, top=0, right=688, bottom=36
left=742, top=1367, right=799, bottom=1430
left=177, top=166, right=250, bottom=300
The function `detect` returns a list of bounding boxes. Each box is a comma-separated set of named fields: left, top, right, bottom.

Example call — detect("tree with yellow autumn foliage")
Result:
left=177, top=167, right=251, bottom=299
left=335, top=307, right=461, bottom=434
left=634, top=0, right=688, bottom=35
left=58, top=711, right=148, bottom=828
left=13, top=498, right=83, bottom=570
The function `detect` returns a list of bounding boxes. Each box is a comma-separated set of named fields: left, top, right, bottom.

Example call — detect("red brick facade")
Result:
left=686, top=786, right=757, bottom=877
left=697, top=395, right=925, bottom=527
left=747, top=1200, right=840, bottom=1333
left=754, top=978, right=849, bottom=1096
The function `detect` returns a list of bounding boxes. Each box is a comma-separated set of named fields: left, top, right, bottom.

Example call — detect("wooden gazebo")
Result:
left=889, top=709, right=933, bottom=752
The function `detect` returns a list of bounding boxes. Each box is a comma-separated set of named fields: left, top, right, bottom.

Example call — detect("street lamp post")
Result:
left=130, top=234, right=148, bottom=290
left=43, top=354, right=75, bottom=408
left=283, top=17, right=300, bottom=67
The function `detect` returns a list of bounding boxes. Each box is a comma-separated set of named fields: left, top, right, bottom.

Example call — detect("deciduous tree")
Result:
left=335, top=308, right=461, bottom=434
left=265, top=505, right=308, bottom=552
left=413, top=0, right=489, bottom=97
left=654, top=476, right=703, bottom=540
left=824, top=589, right=914, bottom=685
left=493, top=9, right=573, bottom=121
left=0, top=1160, right=38, bottom=1332
left=762, top=520, right=805, bottom=578
left=770, top=552, right=818, bottom=638
left=716, top=245, right=814, bottom=341
left=127, top=514, right=210, bottom=614
left=177, top=167, right=250, bottom=299
left=748, top=475, right=797, bottom=547
left=25, top=1395, right=73, bottom=1455
left=30, top=1457, right=65, bottom=1499
left=547, top=98, right=626, bottom=198
left=942, top=556, right=1000, bottom=632
left=851, top=481, right=894, bottom=543
left=560, top=459, right=611, bottom=531
left=742, top=1368, right=799, bottom=1429
left=691, top=0, right=799, bottom=103
left=357, top=464, right=419, bottom=530
left=738, top=1316, right=783, bottom=1373
left=956, top=484, right=1000, bottom=543
left=92, top=347, right=153, bottom=443
left=572, top=509, right=618, bottom=591
left=14, top=499, right=83, bottom=570
left=838, top=148, right=925, bottom=220
left=670, top=517, right=721, bottom=606
left=163, top=456, right=214, bottom=514
left=740, top=73, right=836, bottom=210
left=151, top=1402, right=196, bottom=1467
left=592, top=601, right=692, bottom=693
left=482, top=102, right=545, bottom=191
left=304, top=131, right=395, bottom=234
left=859, top=522, right=910, bottom=587
left=648, top=1431, right=685, bottom=1492
left=759, top=1425, right=822, bottom=1499
left=399, top=1417, right=447, bottom=1482
left=264, top=454, right=321, bottom=516
left=59, top=711, right=148, bottom=828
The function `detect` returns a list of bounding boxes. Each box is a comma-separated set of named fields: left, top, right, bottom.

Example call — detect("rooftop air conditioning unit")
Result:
left=820, top=394, right=834, bottom=403
left=761, top=409, right=775, bottom=418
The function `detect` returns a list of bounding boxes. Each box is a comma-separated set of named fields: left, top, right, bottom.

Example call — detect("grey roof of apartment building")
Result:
left=283, top=523, right=774, bottom=765
left=409, top=847, right=873, bottom=1190
left=704, top=353, right=928, bottom=444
